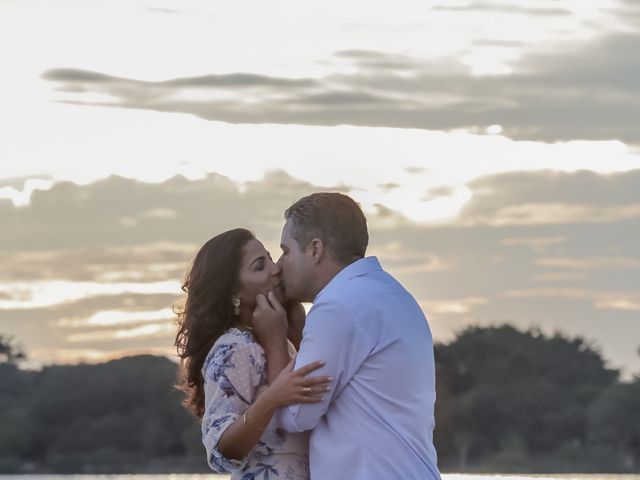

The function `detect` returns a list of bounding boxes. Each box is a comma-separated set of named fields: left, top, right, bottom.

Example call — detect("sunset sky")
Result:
left=1, top=0, right=639, bottom=378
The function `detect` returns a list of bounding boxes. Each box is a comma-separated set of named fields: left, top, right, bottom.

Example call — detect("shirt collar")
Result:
left=313, top=256, right=382, bottom=302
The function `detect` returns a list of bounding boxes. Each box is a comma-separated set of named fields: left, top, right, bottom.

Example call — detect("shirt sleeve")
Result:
left=201, top=338, right=262, bottom=473
left=275, top=300, right=370, bottom=432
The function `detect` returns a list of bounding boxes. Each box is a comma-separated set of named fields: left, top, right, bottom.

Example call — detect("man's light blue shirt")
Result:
left=275, top=256, right=441, bottom=480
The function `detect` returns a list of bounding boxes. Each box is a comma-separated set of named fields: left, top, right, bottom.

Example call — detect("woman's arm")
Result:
left=217, top=357, right=331, bottom=461
left=252, top=292, right=303, bottom=384
left=215, top=385, right=278, bottom=461
left=286, top=301, right=306, bottom=351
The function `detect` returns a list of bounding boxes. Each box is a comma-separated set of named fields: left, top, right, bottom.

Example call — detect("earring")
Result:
left=232, top=295, right=241, bottom=315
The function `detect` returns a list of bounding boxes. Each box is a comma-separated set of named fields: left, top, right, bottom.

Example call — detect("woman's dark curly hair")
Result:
left=174, top=228, right=255, bottom=417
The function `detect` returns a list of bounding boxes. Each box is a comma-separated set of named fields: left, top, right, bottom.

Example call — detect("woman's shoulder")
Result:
left=202, top=328, right=261, bottom=374
left=218, top=327, right=261, bottom=355
left=214, top=327, right=257, bottom=350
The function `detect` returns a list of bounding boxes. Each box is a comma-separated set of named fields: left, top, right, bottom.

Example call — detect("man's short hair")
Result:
left=284, top=192, right=369, bottom=265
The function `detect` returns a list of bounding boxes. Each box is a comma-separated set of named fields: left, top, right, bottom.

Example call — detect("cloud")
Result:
left=146, top=8, right=186, bottom=15
left=0, top=292, right=180, bottom=320
left=66, top=322, right=174, bottom=343
left=368, top=240, right=452, bottom=274
left=27, top=346, right=175, bottom=367
left=43, top=68, right=316, bottom=90
left=419, top=296, right=489, bottom=315
left=0, top=242, right=195, bottom=282
left=2, top=169, right=639, bottom=375
left=594, top=299, right=640, bottom=311
left=0, top=170, right=328, bottom=251
left=503, top=287, right=640, bottom=307
left=456, top=169, right=640, bottom=226
left=472, top=39, right=526, bottom=48
left=501, top=236, right=566, bottom=252
left=0, top=175, right=54, bottom=189
left=432, top=2, right=571, bottom=17
left=377, top=182, right=401, bottom=192
left=333, top=50, right=422, bottom=72
left=56, top=308, right=175, bottom=328
left=3, top=169, right=637, bottom=268
left=611, top=0, right=640, bottom=28
left=457, top=203, right=640, bottom=226
left=0, top=291, right=182, bottom=365
left=0, top=178, right=55, bottom=207
left=423, top=186, right=457, bottom=201
left=533, top=272, right=587, bottom=282
left=535, top=257, right=640, bottom=270
left=473, top=169, right=640, bottom=207
left=41, top=32, right=640, bottom=144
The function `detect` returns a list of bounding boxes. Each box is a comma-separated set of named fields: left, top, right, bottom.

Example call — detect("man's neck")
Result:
left=308, top=259, right=355, bottom=302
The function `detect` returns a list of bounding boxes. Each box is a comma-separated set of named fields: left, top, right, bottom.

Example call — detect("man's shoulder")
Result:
left=337, top=268, right=408, bottom=302
left=308, top=296, right=353, bottom=319
left=313, top=276, right=408, bottom=322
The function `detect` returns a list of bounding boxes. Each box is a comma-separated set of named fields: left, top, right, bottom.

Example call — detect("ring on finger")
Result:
left=302, top=387, right=312, bottom=394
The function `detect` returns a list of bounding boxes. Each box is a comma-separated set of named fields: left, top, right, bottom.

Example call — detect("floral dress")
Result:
left=201, top=327, right=310, bottom=480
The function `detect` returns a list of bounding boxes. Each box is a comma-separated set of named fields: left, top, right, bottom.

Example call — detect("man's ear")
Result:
left=309, top=238, right=325, bottom=264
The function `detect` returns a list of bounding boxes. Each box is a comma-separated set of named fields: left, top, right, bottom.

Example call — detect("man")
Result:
left=252, top=192, right=441, bottom=479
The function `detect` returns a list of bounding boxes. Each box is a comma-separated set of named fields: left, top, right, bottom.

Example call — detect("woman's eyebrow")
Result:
left=250, top=255, right=266, bottom=267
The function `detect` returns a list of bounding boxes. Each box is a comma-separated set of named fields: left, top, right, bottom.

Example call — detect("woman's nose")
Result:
left=272, top=261, right=282, bottom=275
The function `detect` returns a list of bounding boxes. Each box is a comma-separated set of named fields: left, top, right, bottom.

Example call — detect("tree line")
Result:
left=0, top=326, right=638, bottom=474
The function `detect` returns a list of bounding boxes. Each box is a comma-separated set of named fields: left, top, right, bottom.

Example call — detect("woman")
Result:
left=175, top=228, right=330, bottom=479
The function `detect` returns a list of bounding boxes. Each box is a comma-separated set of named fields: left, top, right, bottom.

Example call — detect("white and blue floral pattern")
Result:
left=201, top=328, right=310, bottom=480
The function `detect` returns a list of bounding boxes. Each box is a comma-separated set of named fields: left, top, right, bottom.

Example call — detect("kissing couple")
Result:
left=175, top=192, right=441, bottom=480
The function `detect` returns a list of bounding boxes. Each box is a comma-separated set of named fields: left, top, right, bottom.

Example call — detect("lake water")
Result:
left=1, top=474, right=638, bottom=480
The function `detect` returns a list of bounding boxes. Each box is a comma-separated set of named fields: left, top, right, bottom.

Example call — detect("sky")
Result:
left=1, top=0, right=639, bottom=378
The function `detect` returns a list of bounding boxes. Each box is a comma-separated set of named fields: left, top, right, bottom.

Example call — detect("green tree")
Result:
left=434, top=325, right=619, bottom=469
left=588, top=377, right=640, bottom=471
left=0, top=335, right=25, bottom=366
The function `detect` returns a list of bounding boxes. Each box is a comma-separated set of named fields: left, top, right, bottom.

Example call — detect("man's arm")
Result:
left=251, top=292, right=362, bottom=432
left=275, top=301, right=368, bottom=432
